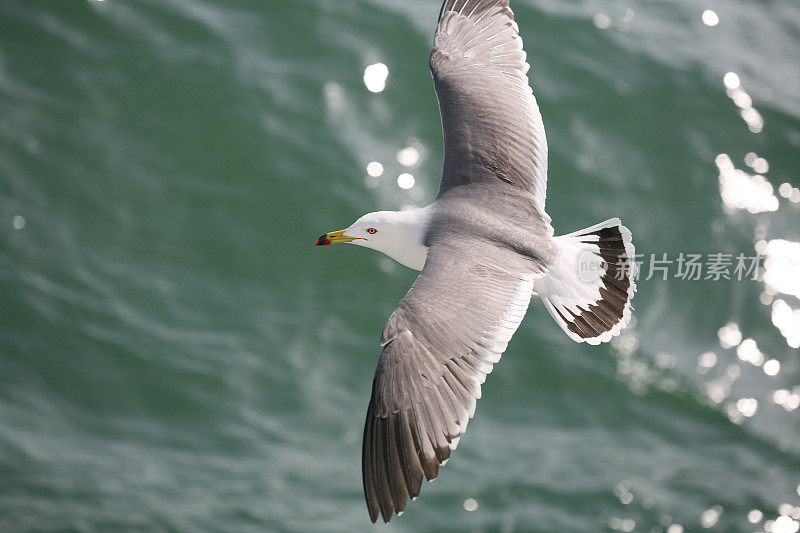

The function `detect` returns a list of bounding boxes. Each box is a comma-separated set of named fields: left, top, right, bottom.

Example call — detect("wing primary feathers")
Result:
left=409, top=406, right=439, bottom=481
left=420, top=391, right=450, bottom=463
left=434, top=377, right=463, bottom=436
left=363, top=413, right=380, bottom=523
left=386, top=416, right=408, bottom=514
left=375, top=416, right=394, bottom=522
left=394, top=411, right=412, bottom=489
left=398, top=410, right=425, bottom=495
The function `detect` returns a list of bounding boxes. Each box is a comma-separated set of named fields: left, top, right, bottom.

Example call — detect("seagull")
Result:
left=316, top=0, right=636, bottom=523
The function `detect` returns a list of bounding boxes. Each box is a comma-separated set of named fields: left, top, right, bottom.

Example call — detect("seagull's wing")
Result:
left=362, top=242, right=542, bottom=522
left=431, top=0, right=548, bottom=209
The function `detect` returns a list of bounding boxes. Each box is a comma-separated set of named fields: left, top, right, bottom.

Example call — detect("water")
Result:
left=1, top=0, right=799, bottom=531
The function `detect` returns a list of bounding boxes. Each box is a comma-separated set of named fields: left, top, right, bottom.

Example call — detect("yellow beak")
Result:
left=315, top=228, right=357, bottom=246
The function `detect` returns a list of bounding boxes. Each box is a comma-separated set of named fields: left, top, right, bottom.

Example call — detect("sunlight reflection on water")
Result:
left=701, top=10, right=719, bottom=27
left=723, top=72, right=764, bottom=133
left=716, top=153, right=778, bottom=213
left=770, top=299, right=800, bottom=349
left=762, top=239, right=800, bottom=300
left=363, top=63, right=388, bottom=93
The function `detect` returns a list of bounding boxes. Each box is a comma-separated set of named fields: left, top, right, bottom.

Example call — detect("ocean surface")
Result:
left=1, top=0, right=799, bottom=531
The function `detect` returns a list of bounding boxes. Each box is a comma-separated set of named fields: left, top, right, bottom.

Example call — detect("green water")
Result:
left=2, top=0, right=799, bottom=531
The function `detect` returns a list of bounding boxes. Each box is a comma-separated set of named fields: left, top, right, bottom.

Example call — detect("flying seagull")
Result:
left=316, top=0, right=636, bottom=523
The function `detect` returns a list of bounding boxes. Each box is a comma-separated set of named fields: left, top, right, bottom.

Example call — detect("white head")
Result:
left=315, top=209, right=429, bottom=271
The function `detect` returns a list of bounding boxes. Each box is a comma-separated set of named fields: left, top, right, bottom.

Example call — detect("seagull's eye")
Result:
left=366, top=228, right=378, bottom=235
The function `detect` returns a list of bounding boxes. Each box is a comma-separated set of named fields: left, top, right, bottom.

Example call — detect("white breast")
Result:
left=392, top=241, right=428, bottom=271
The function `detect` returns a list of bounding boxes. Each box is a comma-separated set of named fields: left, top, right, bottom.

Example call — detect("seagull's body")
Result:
left=316, top=0, right=636, bottom=523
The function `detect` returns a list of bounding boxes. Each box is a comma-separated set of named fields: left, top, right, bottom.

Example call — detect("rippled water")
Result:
left=1, top=0, right=799, bottom=531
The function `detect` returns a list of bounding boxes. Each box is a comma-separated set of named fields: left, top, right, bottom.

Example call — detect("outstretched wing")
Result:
left=362, top=242, right=542, bottom=522
left=431, top=0, right=548, bottom=209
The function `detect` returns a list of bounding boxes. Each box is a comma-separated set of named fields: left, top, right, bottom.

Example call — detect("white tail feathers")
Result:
left=534, top=218, right=636, bottom=345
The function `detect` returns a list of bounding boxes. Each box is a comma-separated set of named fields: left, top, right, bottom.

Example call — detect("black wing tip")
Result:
left=362, top=410, right=446, bottom=524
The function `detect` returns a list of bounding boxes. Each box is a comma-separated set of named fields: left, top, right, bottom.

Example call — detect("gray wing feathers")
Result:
left=362, top=246, right=535, bottom=522
left=431, top=0, right=548, bottom=208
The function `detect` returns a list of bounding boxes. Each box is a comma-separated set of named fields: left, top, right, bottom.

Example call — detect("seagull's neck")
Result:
left=367, top=207, right=431, bottom=271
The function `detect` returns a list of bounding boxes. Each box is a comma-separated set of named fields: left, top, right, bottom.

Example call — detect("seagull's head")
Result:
left=314, top=211, right=395, bottom=251
left=315, top=209, right=430, bottom=272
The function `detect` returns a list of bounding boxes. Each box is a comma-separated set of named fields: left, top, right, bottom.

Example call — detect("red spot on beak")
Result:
left=315, top=234, right=331, bottom=246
